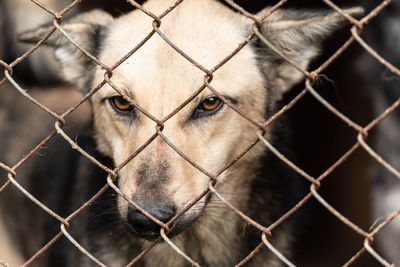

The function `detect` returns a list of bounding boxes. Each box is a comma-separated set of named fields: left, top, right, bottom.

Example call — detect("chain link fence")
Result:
left=0, top=0, right=399, bottom=266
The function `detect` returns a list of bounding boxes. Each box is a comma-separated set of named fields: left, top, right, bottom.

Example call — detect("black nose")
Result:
left=127, top=205, right=175, bottom=236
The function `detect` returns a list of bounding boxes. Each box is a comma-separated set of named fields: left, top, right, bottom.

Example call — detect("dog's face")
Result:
left=89, top=2, right=268, bottom=238
left=20, top=0, right=362, bottom=239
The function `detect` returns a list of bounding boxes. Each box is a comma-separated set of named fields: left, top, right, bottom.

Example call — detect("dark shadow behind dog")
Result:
left=0, top=85, right=93, bottom=266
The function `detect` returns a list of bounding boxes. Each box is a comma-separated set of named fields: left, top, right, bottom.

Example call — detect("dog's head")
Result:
left=20, top=0, right=362, bottom=239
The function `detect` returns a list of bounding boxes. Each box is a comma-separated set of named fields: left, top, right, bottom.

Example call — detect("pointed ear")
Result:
left=19, top=10, right=113, bottom=90
left=256, top=7, right=363, bottom=94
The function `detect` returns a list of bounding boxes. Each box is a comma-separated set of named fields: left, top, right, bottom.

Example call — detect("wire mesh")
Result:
left=0, top=0, right=399, bottom=266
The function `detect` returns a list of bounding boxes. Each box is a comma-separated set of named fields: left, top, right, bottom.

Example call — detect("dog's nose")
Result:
left=127, top=205, right=175, bottom=235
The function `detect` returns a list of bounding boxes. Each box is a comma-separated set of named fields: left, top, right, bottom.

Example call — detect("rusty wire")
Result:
left=0, top=0, right=399, bottom=266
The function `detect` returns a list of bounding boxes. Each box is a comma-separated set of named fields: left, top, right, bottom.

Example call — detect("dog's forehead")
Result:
left=96, top=0, right=263, bottom=106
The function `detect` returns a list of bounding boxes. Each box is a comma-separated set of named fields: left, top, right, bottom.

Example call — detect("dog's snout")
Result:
left=127, top=205, right=175, bottom=237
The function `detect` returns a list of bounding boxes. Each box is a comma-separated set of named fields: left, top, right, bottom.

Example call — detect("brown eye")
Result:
left=199, top=97, right=222, bottom=111
left=191, top=96, right=223, bottom=119
left=109, top=96, right=134, bottom=113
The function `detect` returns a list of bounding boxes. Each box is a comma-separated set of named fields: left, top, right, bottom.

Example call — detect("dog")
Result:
left=0, top=0, right=362, bottom=266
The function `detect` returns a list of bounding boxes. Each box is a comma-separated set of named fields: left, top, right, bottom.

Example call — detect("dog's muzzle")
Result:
left=127, top=205, right=176, bottom=239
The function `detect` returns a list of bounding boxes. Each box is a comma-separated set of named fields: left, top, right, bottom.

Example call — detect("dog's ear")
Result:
left=19, top=10, right=113, bottom=90
left=257, top=7, right=363, bottom=94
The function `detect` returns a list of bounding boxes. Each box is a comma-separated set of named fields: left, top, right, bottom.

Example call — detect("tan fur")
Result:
left=89, top=1, right=267, bottom=227
left=14, top=1, right=362, bottom=265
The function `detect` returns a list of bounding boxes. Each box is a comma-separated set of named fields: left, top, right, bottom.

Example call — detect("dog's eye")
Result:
left=109, top=96, right=134, bottom=114
left=192, top=97, right=223, bottom=119
left=200, top=97, right=222, bottom=111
